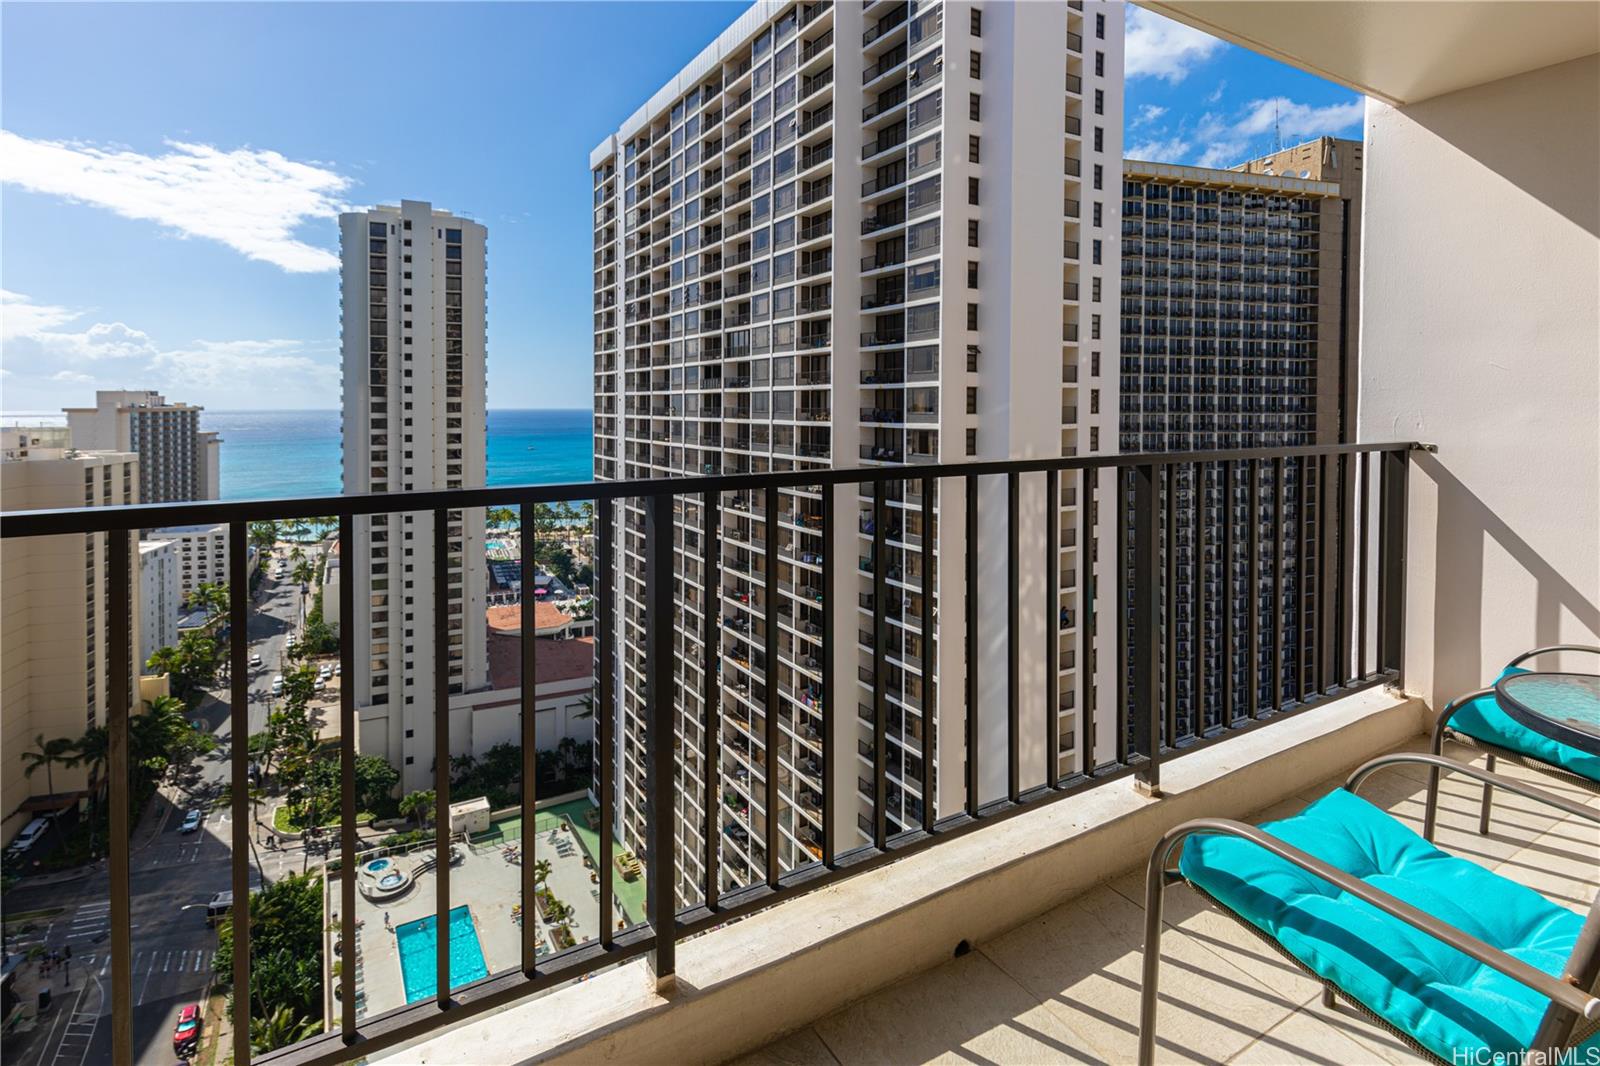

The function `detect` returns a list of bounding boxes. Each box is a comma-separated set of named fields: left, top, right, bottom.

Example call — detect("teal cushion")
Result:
left=1180, top=788, right=1583, bottom=1062
left=1448, top=666, right=1600, bottom=782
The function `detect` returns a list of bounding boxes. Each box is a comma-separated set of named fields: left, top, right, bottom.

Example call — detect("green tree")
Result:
left=533, top=858, right=552, bottom=886
left=397, top=789, right=435, bottom=828
left=216, top=873, right=324, bottom=1045
left=353, top=755, right=399, bottom=815
left=291, top=560, right=314, bottom=587
left=250, top=1006, right=320, bottom=1053
left=488, top=505, right=518, bottom=531
left=248, top=521, right=281, bottom=554
left=20, top=734, right=75, bottom=797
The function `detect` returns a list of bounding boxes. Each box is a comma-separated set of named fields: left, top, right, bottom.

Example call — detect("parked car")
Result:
left=5, top=817, right=50, bottom=858
left=270, top=675, right=284, bottom=696
left=248, top=653, right=262, bottom=668
left=172, top=1003, right=200, bottom=1055
left=179, top=810, right=202, bottom=834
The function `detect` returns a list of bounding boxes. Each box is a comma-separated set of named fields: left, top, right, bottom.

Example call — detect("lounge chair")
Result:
left=1425, top=644, right=1600, bottom=839
left=1138, top=753, right=1600, bottom=1066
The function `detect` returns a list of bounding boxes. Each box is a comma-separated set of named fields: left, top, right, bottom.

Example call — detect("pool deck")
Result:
left=338, top=799, right=634, bottom=1021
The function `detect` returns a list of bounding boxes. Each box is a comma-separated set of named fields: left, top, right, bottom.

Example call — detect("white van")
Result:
left=6, top=817, right=50, bottom=857
left=270, top=675, right=284, bottom=696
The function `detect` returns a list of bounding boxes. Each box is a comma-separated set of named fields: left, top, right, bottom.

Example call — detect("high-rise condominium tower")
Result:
left=1, top=439, right=139, bottom=838
left=64, top=390, right=221, bottom=504
left=340, top=201, right=490, bottom=793
left=592, top=0, right=1124, bottom=905
left=1117, top=159, right=1351, bottom=736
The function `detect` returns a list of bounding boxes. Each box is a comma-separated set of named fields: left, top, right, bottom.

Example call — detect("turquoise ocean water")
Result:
left=199, top=409, right=593, bottom=500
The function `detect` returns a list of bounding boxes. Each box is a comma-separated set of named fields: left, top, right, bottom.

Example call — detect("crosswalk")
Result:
left=133, top=948, right=213, bottom=1004
left=46, top=974, right=101, bottom=1066
left=65, top=901, right=108, bottom=944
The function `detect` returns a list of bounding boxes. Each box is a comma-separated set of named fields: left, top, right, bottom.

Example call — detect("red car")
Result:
left=172, top=1004, right=200, bottom=1056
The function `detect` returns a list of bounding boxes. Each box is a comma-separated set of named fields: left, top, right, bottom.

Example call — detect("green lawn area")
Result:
left=483, top=798, right=646, bottom=925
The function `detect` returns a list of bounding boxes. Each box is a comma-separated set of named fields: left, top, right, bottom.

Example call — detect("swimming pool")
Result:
left=486, top=539, right=509, bottom=552
left=394, top=905, right=488, bottom=1002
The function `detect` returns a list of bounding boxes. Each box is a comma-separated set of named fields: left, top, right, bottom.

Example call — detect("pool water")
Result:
left=486, top=539, right=508, bottom=552
left=365, top=858, right=390, bottom=873
left=395, top=905, right=489, bottom=1002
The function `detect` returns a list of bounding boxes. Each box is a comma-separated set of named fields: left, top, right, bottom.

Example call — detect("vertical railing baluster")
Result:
left=1116, top=468, right=1129, bottom=763
left=1298, top=457, right=1311, bottom=702
left=1317, top=453, right=1332, bottom=696
left=1006, top=470, right=1020, bottom=801
left=920, top=475, right=936, bottom=822
left=1357, top=452, right=1370, bottom=681
left=226, top=524, right=255, bottom=1063
left=433, top=507, right=451, bottom=1006
left=763, top=485, right=780, bottom=885
left=1192, top=463, right=1206, bottom=730
left=1222, top=461, right=1235, bottom=724
left=1335, top=452, right=1353, bottom=687
left=821, top=484, right=836, bottom=864
left=872, top=480, right=888, bottom=847
left=1272, top=458, right=1286, bottom=711
left=644, top=491, right=677, bottom=985
left=328, top=515, right=356, bottom=1032
left=108, top=529, right=134, bottom=1066
left=1045, top=470, right=1059, bottom=788
left=1132, top=464, right=1161, bottom=794
left=702, top=490, right=721, bottom=904
left=1163, top=464, right=1177, bottom=746
left=964, top=474, right=979, bottom=814
left=518, top=499, right=539, bottom=969
left=1379, top=448, right=1410, bottom=681
left=1247, top=461, right=1261, bottom=719
left=597, top=500, right=616, bottom=943
left=1079, top=467, right=1096, bottom=775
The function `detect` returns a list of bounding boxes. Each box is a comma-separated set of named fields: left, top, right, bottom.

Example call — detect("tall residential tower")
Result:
left=591, top=0, right=1124, bottom=906
left=64, top=390, right=221, bottom=504
left=340, top=201, right=490, bottom=792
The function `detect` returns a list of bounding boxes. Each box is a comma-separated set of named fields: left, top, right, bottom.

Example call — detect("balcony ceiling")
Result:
left=1139, top=1, right=1600, bottom=106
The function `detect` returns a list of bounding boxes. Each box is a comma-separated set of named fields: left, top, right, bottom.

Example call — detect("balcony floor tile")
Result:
left=734, top=738, right=1594, bottom=1066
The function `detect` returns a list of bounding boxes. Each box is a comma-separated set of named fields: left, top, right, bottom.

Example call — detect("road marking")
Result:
left=163, top=950, right=172, bottom=972
left=193, top=950, right=203, bottom=972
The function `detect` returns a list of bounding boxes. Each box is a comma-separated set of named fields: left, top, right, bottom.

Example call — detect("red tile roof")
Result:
left=485, top=602, right=573, bottom=635
left=486, top=624, right=594, bottom=692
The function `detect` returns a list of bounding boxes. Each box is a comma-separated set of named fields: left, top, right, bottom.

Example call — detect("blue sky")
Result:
left=1, top=2, right=1362, bottom=413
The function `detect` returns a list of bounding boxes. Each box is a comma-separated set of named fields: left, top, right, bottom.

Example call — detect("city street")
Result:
left=3, top=551, right=325, bottom=1066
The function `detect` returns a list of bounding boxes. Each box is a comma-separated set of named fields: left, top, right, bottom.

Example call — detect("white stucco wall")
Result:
left=1359, top=54, right=1600, bottom=708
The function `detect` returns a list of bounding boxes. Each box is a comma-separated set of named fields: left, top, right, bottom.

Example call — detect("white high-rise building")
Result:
left=138, top=539, right=181, bottom=666
left=591, top=0, right=1123, bottom=903
left=145, top=522, right=229, bottom=600
left=340, top=200, right=490, bottom=792
left=64, top=389, right=221, bottom=503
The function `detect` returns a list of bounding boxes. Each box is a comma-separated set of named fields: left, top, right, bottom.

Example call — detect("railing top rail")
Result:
left=0, top=441, right=1426, bottom=538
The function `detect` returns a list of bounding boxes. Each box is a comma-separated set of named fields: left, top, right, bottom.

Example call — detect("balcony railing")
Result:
left=0, top=441, right=1421, bottom=1066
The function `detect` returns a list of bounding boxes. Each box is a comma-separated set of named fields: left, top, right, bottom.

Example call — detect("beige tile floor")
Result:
left=730, top=737, right=1599, bottom=1065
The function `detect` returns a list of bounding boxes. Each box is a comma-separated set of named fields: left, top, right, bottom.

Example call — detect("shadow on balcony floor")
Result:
left=730, top=738, right=1600, bottom=1066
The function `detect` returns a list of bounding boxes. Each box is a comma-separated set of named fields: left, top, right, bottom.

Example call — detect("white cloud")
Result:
left=1132, top=104, right=1169, bottom=128
left=1, top=289, right=336, bottom=408
left=1, top=289, right=81, bottom=341
left=1233, top=97, right=1365, bottom=141
left=0, top=131, right=352, bottom=273
left=1126, top=7, right=1224, bottom=83
left=1126, top=136, right=1192, bottom=161
left=1206, top=81, right=1227, bottom=104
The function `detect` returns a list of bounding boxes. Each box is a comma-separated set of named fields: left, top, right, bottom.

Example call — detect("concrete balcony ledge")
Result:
left=394, top=688, right=1426, bottom=1065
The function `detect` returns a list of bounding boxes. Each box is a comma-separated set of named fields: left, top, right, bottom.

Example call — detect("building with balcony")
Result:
left=1, top=444, right=139, bottom=839
left=1118, top=159, right=1351, bottom=738
left=145, top=522, right=229, bottom=601
left=63, top=389, right=220, bottom=504
left=339, top=200, right=491, bottom=793
left=590, top=0, right=1125, bottom=912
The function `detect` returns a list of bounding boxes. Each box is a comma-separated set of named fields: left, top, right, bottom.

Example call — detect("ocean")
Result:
left=199, top=409, right=594, bottom=500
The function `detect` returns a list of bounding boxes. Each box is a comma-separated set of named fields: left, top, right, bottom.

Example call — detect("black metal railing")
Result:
left=0, top=441, right=1420, bottom=1066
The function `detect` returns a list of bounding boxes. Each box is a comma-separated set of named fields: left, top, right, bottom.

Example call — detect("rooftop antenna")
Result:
left=1273, top=100, right=1283, bottom=153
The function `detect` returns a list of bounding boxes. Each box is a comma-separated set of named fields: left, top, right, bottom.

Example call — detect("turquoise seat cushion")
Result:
left=1447, top=666, right=1600, bottom=782
left=1180, top=788, right=1582, bottom=1062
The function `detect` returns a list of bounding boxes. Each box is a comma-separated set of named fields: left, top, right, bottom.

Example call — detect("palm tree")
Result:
left=291, top=560, right=314, bottom=587
left=397, top=789, right=436, bottom=828
left=248, top=521, right=280, bottom=554
left=250, top=1006, right=320, bottom=1053
left=533, top=858, right=552, bottom=886
left=20, top=735, right=75, bottom=798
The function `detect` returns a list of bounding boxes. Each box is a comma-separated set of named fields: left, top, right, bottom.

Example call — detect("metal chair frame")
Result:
left=1424, top=645, right=1600, bottom=841
left=1137, top=753, right=1600, bottom=1066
